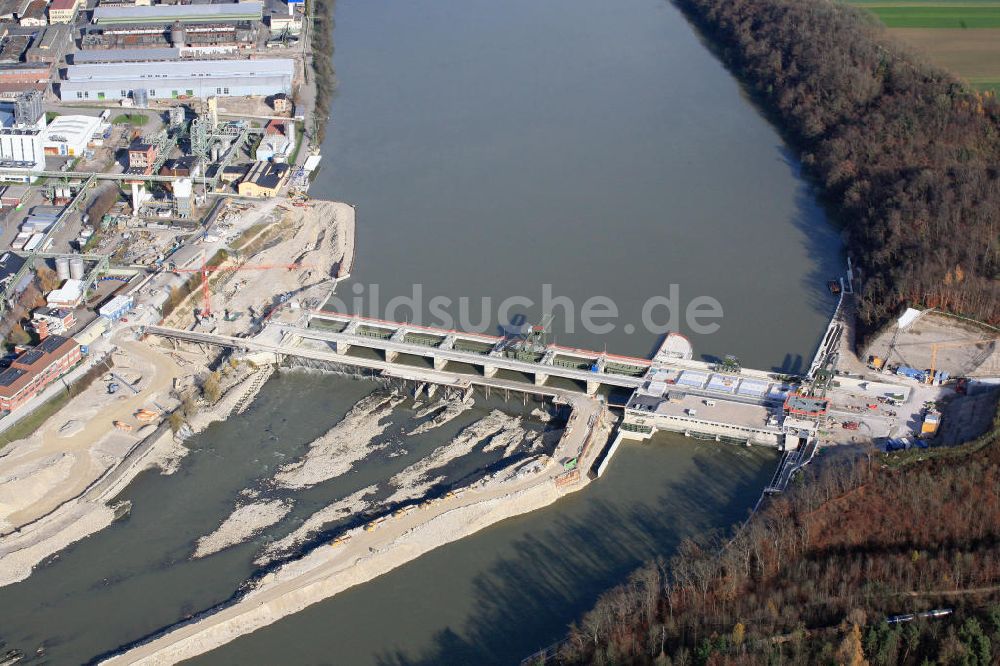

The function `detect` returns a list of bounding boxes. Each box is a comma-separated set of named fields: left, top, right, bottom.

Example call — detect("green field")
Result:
left=111, top=113, right=149, bottom=126
left=971, top=79, right=1000, bottom=92
left=857, top=4, right=1000, bottom=27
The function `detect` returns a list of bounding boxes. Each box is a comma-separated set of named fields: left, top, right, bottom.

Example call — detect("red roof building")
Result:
left=0, top=335, right=81, bottom=412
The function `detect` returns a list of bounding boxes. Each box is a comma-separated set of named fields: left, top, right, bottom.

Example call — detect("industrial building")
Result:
left=0, top=183, right=28, bottom=207
left=0, top=335, right=81, bottom=412
left=25, top=24, right=71, bottom=64
left=0, top=92, right=45, bottom=180
left=42, top=114, right=104, bottom=156
left=93, top=2, right=263, bottom=24
left=0, top=62, right=50, bottom=94
left=48, top=0, right=81, bottom=23
left=72, top=47, right=180, bottom=64
left=46, top=278, right=85, bottom=307
left=98, top=293, right=133, bottom=321
left=59, top=58, right=295, bottom=101
left=268, top=14, right=301, bottom=35
left=18, top=0, right=46, bottom=26
left=127, top=141, right=157, bottom=173
left=0, top=125, right=45, bottom=180
left=29, top=307, right=76, bottom=338
left=80, top=21, right=258, bottom=55
left=237, top=160, right=288, bottom=197
left=255, top=118, right=294, bottom=162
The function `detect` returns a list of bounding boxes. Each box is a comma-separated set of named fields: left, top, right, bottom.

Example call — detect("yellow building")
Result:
left=237, top=161, right=289, bottom=198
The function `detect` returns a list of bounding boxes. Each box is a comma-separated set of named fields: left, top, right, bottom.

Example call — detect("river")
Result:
left=0, top=0, right=839, bottom=663
left=315, top=0, right=841, bottom=371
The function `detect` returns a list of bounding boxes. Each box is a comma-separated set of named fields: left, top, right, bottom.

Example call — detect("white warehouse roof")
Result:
left=65, top=58, right=294, bottom=82
left=93, top=2, right=263, bottom=23
left=43, top=115, right=103, bottom=148
left=59, top=58, right=295, bottom=100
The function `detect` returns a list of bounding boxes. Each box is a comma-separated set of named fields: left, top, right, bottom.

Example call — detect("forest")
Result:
left=557, top=407, right=1000, bottom=664
left=671, top=0, right=999, bottom=332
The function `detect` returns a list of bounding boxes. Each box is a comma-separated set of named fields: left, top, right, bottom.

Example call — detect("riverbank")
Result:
left=0, top=347, right=277, bottom=588
left=0, top=196, right=351, bottom=589
left=102, top=393, right=610, bottom=664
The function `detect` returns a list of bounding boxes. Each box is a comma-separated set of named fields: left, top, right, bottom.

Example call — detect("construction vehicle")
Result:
left=921, top=409, right=941, bottom=436
left=867, top=355, right=885, bottom=371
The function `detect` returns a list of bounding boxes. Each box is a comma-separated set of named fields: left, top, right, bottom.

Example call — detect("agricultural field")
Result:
left=850, top=1, right=1000, bottom=91
left=856, top=3, right=1000, bottom=28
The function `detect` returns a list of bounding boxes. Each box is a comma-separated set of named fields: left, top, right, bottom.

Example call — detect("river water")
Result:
left=0, top=0, right=840, bottom=663
left=316, top=0, right=842, bottom=371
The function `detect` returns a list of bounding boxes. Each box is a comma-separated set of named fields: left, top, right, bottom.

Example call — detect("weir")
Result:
left=144, top=288, right=843, bottom=481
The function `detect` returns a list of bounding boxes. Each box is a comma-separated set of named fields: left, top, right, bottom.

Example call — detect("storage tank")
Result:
left=69, top=256, right=85, bottom=280
left=170, top=21, right=186, bottom=47
left=55, top=256, right=70, bottom=280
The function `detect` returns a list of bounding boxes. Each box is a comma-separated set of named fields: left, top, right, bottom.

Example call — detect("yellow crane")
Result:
left=925, top=337, right=999, bottom=384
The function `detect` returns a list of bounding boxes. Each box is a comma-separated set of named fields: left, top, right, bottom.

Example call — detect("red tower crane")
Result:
left=171, top=261, right=313, bottom=317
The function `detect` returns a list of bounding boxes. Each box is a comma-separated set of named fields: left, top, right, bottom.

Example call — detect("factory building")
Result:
left=42, top=114, right=104, bottom=156
left=92, top=2, right=263, bottom=24
left=80, top=21, right=258, bottom=55
left=126, top=141, right=157, bottom=174
left=18, top=0, right=46, bottom=26
left=0, top=62, right=51, bottom=95
left=29, top=307, right=76, bottom=338
left=98, top=293, right=133, bottom=322
left=0, top=126, right=45, bottom=181
left=48, top=0, right=81, bottom=23
left=0, top=335, right=81, bottom=412
left=25, top=24, right=71, bottom=64
left=255, top=118, right=294, bottom=162
left=238, top=161, right=288, bottom=197
left=59, top=58, right=294, bottom=101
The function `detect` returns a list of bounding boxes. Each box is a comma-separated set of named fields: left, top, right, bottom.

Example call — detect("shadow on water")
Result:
left=194, top=440, right=776, bottom=666
left=373, top=451, right=769, bottom=666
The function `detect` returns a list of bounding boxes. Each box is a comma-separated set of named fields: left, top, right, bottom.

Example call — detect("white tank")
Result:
left=55, top=257, right=70, bottom=280
left=69, top=257, right=85, bottom=280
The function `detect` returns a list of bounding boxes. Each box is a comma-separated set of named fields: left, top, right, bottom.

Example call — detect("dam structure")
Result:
left=144, top=304, right=836, bottom=472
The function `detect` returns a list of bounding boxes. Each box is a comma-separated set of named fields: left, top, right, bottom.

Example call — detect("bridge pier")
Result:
left=334, top=340, right=351, bottom=355
left=534, top=372, right=549, bottom=387
left=433, top=357, right=447, bottom=371
left=482, top=364, right=498, bottom=378
left=385, top=349, right=399, bottom=363
left=586, top=380, right=600, bottom=396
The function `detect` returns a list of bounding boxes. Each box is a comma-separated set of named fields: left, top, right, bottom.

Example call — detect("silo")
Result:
left=170, top=21, right=186, bottom=47
left=55, top=257, right=70, bottom=280
left=69, top=257, right=85, bottom=280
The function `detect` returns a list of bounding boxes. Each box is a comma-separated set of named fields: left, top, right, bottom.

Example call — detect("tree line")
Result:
left=673, top=0, right=999, bottom=333
left=555, top=405, right=1000, bottom=665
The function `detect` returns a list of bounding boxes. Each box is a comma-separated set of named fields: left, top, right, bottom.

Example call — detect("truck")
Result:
left=921, top=410, right=941, bottom=436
